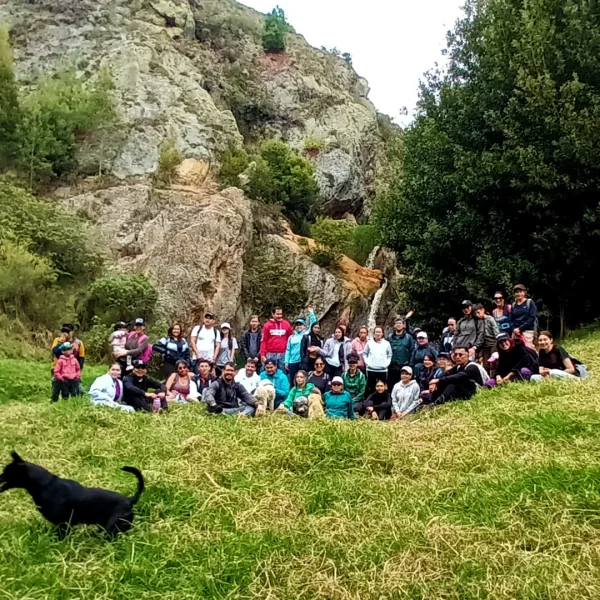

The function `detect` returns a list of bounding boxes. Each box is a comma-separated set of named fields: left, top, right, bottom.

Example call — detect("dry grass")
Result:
left=0, top=332, right=599, bottom=598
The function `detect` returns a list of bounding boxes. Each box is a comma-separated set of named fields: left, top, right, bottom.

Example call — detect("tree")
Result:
left=374, top=0, right=600, bottom=331
left=262, top=6, right=289, bottom=53
left=0, top=27, right=21, bottom=166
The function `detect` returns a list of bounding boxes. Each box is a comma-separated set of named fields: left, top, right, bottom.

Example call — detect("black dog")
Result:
left=0, top=452, right=144, bottom=537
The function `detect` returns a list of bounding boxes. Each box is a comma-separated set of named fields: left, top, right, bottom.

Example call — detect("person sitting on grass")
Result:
left=323, top=377, right=355, bottom=420
left=428, top=346, right=485, bottom=404
left=361, top=380, right=392, bottom=420
left=343, top=355, right=367, bottom=414
left=307, top=358, right=331, bottom=395
left=89, top=363, right=135, bottom=412
left=281, top=370, right=315, bottom=417
left=204, top=362, right=257, bottom=417
left=166, top=361, right=200, bottom=403
left=493, top=332, right=539, bottom=385
left=260, top=359, right=290, bottom=409
left=122, top=360, right=167, bottom=412
left=418, top=354, right=438, bottom=403
left=531, top=331, right=585, bottom=381
left=52, top=342, right=81, bottom=402
left=234, top=358, right=262, bottom=394
left=391, top=366, right=421, bottom=420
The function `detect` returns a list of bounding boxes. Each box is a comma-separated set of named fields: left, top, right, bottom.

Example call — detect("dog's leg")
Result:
left=105, top=512, right=134, bottom=538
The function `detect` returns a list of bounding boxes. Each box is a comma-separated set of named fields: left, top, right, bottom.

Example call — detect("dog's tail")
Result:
left=122, top=466, right=145, bottom=504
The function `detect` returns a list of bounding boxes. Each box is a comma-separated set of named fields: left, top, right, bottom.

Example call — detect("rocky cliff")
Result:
left=0, top=0, right=390, bottom=218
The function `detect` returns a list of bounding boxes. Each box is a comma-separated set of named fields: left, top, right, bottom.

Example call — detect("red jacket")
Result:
left=260, top=318, right=293, bottom=356
left=54, top=355, right=81, bottom=381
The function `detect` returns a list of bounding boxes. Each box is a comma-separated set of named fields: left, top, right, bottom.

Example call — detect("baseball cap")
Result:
left=205, top=312, right=215, bottom=319
left=513, top=283, right=527, bottom=292
left=220, top=322, right=231, bottom=330
left=61, top=342, right=73, bottom=350
left=438, top=352, right=451, bottom=360
left=116, top=321, right=128, bottom=328
left=462, top=300, right=473, bottom=307
left=61, top=323, right=75, bottom=332
left=331, top=376, right=344, bottom=385
left=401, top=366, right=413, bottom=375
left=394, top=316, right=405, bottom=324
left=134, top=318, right=145, bottom=326
left=347, top=354, right=359, bottom=364
left=294, top=318, right=306, bottom=326
left=132, top=360, right=147, bottom=369
left=264, top=359, right=277, bottom=367
left=416, top=332, right=428, bottom=339
left=496, top=332, right=510, bottom=342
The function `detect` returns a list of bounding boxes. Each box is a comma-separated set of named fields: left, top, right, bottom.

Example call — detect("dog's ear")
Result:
left=11, top=451, right=23, bottom=463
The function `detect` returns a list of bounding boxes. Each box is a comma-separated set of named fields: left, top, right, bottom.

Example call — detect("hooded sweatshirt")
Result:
left=260, top=369, right=290, bottom=406
left=284, top=311, right=317, bottom=365
left=319, top=336, right=353, bottom=370
left=283, top=383, right=316, bottom=410
left=260, top=318, right=293, bottom=356
left=53, top=354, right=81, bottom=381
left=391, top=380, right=421, bottom=415
left=454, top=315, right=484, bottom=350
left=323, top=390, right=355, bottom=419
left=363, top=338, right=393, bottom=372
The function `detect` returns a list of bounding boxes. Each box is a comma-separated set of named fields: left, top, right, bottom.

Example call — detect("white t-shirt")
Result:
left=191, top=325, right=221, bottom=360
left=234, top=370, right=261, bottom=394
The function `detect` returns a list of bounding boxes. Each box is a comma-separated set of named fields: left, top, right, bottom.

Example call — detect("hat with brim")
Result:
left=496, top=332, right=510, bottom=342
left=513, top=284, right=527, bottom=292
left=401, top=366, right=413, bottom=376
left=205, top=313, right=215, bottom=319
left=220, top=322, right=231, bottom=330
left=294, top=319, right=306, bottom=326
left=132, top=360, right=147, bottom=369
left=331, top=376, right=344, bottom=385
left=461, top=300, right=473, bottom=307
left=134, top=318, right=145, bottom=326
left=61, top=342, right=73, bottom=351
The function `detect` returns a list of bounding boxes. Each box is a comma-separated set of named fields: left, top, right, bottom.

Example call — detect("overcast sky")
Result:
left=240, top=0, right=465, bottom=124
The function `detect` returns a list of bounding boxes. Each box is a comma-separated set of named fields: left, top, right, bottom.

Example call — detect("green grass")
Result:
left=0, top=333, right=599, bottom=599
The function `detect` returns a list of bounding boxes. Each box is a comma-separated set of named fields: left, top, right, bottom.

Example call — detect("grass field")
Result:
left=1, top=333, right=599, bottom=599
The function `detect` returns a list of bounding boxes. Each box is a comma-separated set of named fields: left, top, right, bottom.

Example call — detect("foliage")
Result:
left=0, top=178, right=105, bottom=281
left=78, top=274, right=158, bottom=329
left=348, top=225, right=380, bottom=266
left=303, top=136, right=325, bottom=152
left=245, top=140, right=319, bottom=232
left=0, top=330, right=600, bottom=595
left=218, top=145, right=249, bottom=188
left=155, top=139, right=183, bottom=186
left=321, top=46, right=353, bottom=65
left=374, top=0, right=600, bottom=331
left=262, top=6, right=289, bottom=53
left=0, top=27, right=20, bottom=167
left=310, top=217, right=355, bottom=266
left=81, top=317, right=113, bottom=365
left=243, top=246, right=308, bottom=318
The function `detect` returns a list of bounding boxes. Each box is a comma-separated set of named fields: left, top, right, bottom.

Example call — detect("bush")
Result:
left=310, top=217, right=355, bottom=266
left=304, top=136, right=325, bottom=152
left=219, top=146, right=249, bottom=188
left=79, top=274, right=158, bottom=329
left=155, top=139, right=183, bottom=186
left=348, top=225, right=380, bottom=266
left=243, top=246, right=308, bottom=319
left=262, top=6, right=289, bottom=53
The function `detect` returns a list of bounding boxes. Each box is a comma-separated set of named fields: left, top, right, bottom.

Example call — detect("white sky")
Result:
left=240, top=0, right=465, bottom=124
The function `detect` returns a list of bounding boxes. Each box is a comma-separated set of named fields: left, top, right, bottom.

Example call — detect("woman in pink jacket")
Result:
left=52, top=342, right=81, bottom=402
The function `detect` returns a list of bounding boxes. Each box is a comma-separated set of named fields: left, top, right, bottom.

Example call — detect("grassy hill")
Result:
left=0, top=332, right=599, bottom=599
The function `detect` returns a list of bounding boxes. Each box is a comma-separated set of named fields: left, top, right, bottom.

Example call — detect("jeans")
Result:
left=266, top=353, right=286, bottom=371
left=222, top=405, right=256, bottom=417
left=531, top=369, right=578, bottom=382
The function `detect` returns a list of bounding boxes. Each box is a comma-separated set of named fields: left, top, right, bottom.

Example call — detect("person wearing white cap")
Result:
left=410, top=332, right=437, bottom=380
left=215, top=323, right=238, bottom=375
left=390, top=366, right=421, bottom=420
left=323, top=376, right=355, bottom=419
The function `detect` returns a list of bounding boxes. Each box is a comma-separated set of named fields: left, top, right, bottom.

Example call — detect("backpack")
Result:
left=526, top=298, right=539, bottom=332
left=469, top=362, right=490, bottom=387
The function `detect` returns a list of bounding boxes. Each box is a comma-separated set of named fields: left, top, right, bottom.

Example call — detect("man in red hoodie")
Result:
left=260, top=306, right=293, bottom=371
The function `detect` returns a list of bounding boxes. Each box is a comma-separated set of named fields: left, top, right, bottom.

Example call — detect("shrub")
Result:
left=243, top=246, right=308, bottom=318
left=348, top=225, right=380, bottom=266
left=304, top=136, right=325, bottom=152
left=262, top=6, right=289, bottom=53
left=79, top=274, right=158, bottom=329
left=155, top=139, right=183, bottom=186
left=219, top=146, right=249, bottom=188
left=310, top=217, right=355, bottom=264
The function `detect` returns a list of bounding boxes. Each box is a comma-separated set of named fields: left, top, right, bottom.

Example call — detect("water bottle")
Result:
left=152, top=397, right=161, bottom=412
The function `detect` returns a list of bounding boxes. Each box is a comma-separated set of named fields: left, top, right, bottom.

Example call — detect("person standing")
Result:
left=474, top=304, right=499, bottom=370
left=116, top=318, right=152, bottom=376
left=52, top=342, right=81, bottom=402
left=109, top=322, right=129, bottom=360
left=440, top=318, right=456, bottom=353
left=190, top=313, right=221, bottom=373
left=510, top=284, right=538, bottom=346
left=260, top=306, right=293, bottom=371
left=410, top=332, right=438, bottom=379
left=301, top=321, right=324, bottom=372
left=351, top=326, right=369, bottom=371
left=153, top=323, right=190, bottom=378
left=319, top=326, right=353, bottom=378
left=343, top=355, right=367, bottom=413
left=323, top=377, right=355, bottom=420
left=387, top=317, right=414, bottom=390
left=454, top=301, right=483, bottom=360
left=284, top=307, right=317, bottom=384
left=234, top=358, right=262, bottom=394
left=215, top=323, right=238, bottom=375
left=241, top=316, right=262, bottom=373
left=390, top=366, right=421, bottom=420
left=363, top=326, right=392, bottom=396
left=492, top=291, right=513, bottom=336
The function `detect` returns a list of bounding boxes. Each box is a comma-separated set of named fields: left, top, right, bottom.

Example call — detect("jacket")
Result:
left=440, top=327, right=455, bottom=352
left=204, top=378, right=256, bottom=410
left=260, top=318, right=293, bottom=356
left=283, top=383, right=315, bottom=410
left=342, top=369, right=366, bottom=402
left=319, top=336, right=353, bottom=370
left=391, top=380, right=421, bottom=415
left=363, top=339, right=393, bottom=371
left=438, top=363, right=484, bottom=396
left=410, top=343, right=438, bottom=378
left=52, top=337, right=85, bottom=368
left=53, top=355, right=81, bottom=381
left=152, top=337, right=190, bottom=366
left=351, top=337, right=367, bottom=369
left=89, top=373, right=123, bottom=404
left=323, top=390, right=355, bottom=419
left=480, top=315, right=499, bottom=348
left=510, top=299, right=538, bottom=332
left=387, top=332, right=414, bottom=369
left=260, top=369, right=290, bottom=405
left=241, top=329, right=262, bottom=361
left=285, top=311, right=317, bottom=365
left=125, top=332, right=152, bottom=363
left=364, top=391, right=392, bottom=411
left=454, top=315, right=483, bottom=350
left=195, top=374, right=216, bottom=399
left=123, top=373, right=166, bottom=411
left=300, top=333, right=323, bottom=368
left=497, top=341, right=539, bottom=378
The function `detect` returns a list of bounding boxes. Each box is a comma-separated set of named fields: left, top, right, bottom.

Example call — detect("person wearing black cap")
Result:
left=510, top=284, right=538, bottom=346
left=386, top=317, right=415, bottom=391
left=190, top=313, right=221, bottom=374
left=495, top=332, right=539, bottom=384
left=122, top=360, right=167, bottom=412
left=454, top=301, right=483, bottom=359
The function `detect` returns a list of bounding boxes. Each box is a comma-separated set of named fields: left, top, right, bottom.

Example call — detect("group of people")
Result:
left=50, top=283, right=588, bottom=420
